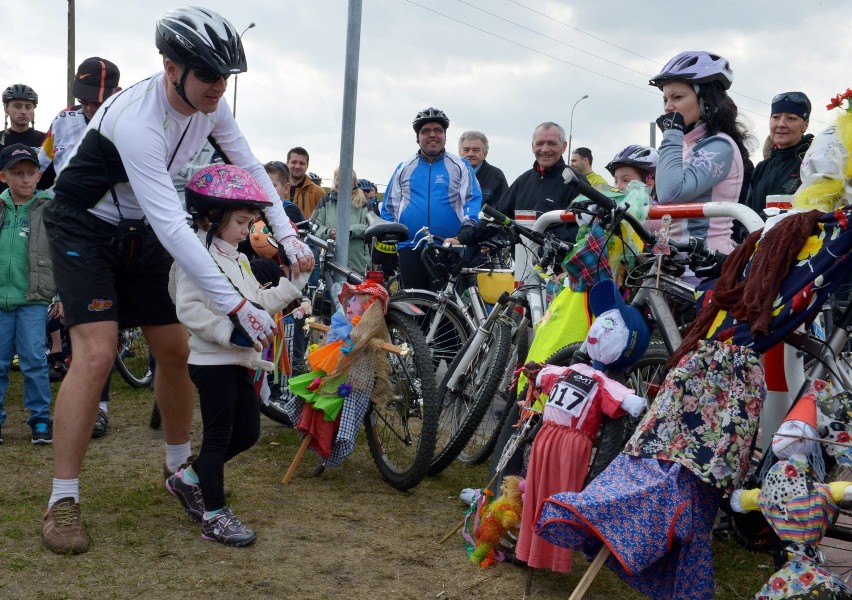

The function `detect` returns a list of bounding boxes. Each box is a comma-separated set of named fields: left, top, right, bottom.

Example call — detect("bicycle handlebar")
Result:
left=481, top=205, right=548, bottom=246
left=561, top=168, right=723, bottom=261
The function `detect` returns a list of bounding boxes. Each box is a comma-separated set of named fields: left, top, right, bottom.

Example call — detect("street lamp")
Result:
left=567, top=94, right=589, bottom=157
left=232, top=22, right=256, bottom=118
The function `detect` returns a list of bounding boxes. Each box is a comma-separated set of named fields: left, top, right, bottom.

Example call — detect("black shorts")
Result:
left=45, top=199, right=178, bottom=329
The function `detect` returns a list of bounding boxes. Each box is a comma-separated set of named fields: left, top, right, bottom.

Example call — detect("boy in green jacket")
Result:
left=0, top=143, right=55, bottom=444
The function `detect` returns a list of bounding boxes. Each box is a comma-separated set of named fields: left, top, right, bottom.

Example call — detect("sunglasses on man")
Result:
left=192, top=68, right=230, bottom=84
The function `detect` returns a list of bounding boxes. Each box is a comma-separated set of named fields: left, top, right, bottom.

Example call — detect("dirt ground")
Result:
left=1, top=373, right=773, bottom=600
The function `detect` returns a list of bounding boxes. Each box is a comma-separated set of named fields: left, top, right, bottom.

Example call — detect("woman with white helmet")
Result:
left=650, top=51, right=755, bottom=255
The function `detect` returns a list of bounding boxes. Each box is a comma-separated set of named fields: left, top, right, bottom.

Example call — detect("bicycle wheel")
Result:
left=429, top=317, right=513, bottom=474
left=391, top=290, right=470, bottom=380
left=364, top=309, right=438, bottom=490
left=115, top=327, right=153, bottom=388
left=459, top=317, right=532, bottom=466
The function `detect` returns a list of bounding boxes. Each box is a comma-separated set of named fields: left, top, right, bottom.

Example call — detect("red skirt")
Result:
left=515, top=420, right=592, bottom=572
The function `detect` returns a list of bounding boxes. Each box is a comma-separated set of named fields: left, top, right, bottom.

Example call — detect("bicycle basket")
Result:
left=421, top=245, right=466, bottom=286
left=477, top=271, right=515, bottom=304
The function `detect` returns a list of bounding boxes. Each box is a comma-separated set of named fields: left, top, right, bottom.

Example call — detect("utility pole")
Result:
left=232, top=23, right=256, bottom=118
left=334, top=0, right=363, bottom=278
left=67, top=0, right=75, bottom=106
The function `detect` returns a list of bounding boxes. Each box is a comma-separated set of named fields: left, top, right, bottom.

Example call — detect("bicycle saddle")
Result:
left=365, top=222, right=409, bottom=244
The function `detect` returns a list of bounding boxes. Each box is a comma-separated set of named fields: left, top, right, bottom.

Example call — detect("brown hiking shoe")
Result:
left=42, top=497, right=90, bottom=554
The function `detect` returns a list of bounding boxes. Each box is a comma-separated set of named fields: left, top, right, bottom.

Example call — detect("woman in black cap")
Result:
left=745, top=92, right=813, bottom=216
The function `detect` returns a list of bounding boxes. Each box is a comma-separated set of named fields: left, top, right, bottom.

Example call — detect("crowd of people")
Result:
left=0, top=4, right=824, bottom=569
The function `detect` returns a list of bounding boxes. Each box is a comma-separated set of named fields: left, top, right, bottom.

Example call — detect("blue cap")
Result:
left=588, top=279, right=650, bottom=371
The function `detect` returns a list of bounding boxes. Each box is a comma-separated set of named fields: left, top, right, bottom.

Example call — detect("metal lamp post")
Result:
left=232, top=22, right=256, bottom=118
left=567, top=94, right=589, bottom=157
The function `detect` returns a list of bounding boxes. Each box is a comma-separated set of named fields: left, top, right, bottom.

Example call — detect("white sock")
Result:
left=49, top=478, right=80, bottom=506
left=165, top=441, right=193, bottom=473
left=99, top=401, right=108, bottom=413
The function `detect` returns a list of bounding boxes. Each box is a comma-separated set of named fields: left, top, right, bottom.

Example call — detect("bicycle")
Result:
left=390, top=228, right=514, bottom=371
left=427, top=213, right=572, bottom=475
left=115, top=327, right=154, bottom=388
left=278, top=221, right=440, bottom=491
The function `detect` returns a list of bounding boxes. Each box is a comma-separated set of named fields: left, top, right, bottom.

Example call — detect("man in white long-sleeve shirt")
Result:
left=40, top=6, right=314, bottom=555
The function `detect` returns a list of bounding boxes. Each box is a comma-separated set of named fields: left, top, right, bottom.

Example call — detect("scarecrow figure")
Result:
left=515, top=278, right=649, bottom=573
left=283, top=282, right=391, bottom=469
left=729, top=388, right=852, bottom=599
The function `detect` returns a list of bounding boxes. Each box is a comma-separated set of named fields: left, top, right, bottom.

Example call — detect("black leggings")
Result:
left=188, top=364, right=260, bottom=512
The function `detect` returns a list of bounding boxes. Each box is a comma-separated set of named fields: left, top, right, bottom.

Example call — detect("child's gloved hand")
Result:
left=228, top=299, right=275, bottom=350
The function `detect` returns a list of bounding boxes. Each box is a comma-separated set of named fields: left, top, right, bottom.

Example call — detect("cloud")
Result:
left=14, top=0, right=852, bottom=191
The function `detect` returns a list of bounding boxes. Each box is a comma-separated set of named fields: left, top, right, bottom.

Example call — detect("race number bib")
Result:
left=548, top=370, right=596, bottom=419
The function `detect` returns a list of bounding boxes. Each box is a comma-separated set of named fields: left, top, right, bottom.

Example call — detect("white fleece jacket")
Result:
left=170, top=230, right=306, bottom=370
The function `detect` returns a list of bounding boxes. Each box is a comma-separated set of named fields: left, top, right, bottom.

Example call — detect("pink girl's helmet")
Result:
left=185, top=164, right=272, bottom=221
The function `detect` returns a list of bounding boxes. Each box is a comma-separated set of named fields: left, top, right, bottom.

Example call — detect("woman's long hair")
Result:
left=334, top=166, right=367, bottom=209
left=697, top=81, right=756, bottom=162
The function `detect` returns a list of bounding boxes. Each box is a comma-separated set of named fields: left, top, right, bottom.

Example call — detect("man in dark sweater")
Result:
left=495, top=121, right=586, bottom=242
left=458, top=130, right=508, bottom=207
left=1, top=84, right=45, bottom=192
left=746, top=92, right=813, bottom=215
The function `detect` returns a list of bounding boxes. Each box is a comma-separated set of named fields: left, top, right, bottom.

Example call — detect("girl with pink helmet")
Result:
left=167, top=163, right=308, bottom=546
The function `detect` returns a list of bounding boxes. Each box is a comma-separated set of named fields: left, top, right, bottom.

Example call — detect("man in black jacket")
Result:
left=458, top=130, right=508, bottom=207
left=495, top=121, right=585, bottom=242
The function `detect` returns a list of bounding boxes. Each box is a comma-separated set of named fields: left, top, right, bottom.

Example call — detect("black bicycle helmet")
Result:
left=3, top=84, right=38, bottom=105
left=649, top=51, right=733, bottom=91
left=605, top=145, right=659, bottom=176
left=356, top=178, right=374, bottom=191
left=155, top=6, right=247, bottom=75
left=412, top=107, right=450, bottom=134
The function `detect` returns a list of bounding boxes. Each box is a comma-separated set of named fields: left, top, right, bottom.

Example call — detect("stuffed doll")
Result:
left=284, top=281, right=391, bottom=467
left=514, top=278, right=649, bottom=573
left=729, top=390, right=852, bottom=600
left=470, top=475, right=524, bottom=568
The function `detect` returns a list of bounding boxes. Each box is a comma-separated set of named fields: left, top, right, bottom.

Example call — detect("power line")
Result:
left=506, top=0, right=829, bottom=126
left=508, top=0, right=662, bottom=65
left=405, top=0, right=830, bottom=132
left=455, top=0, right=651, bottom=78
left=403, top=0, right=657, bottom=97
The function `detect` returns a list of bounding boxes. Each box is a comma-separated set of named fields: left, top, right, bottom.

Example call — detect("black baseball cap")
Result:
left=73, top=57, right=120, bottom=103
left=0, top=143, right=39, bottom=169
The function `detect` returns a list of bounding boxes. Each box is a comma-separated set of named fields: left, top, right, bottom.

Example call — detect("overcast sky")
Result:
left=6, top=0, right=850, bottom=191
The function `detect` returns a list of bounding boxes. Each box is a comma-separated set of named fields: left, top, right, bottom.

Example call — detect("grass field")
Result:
left=0, top=369, right=776, bottom=599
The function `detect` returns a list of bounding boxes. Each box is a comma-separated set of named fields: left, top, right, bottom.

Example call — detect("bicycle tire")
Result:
left=259, top=393, right=294, bottom=427
left=391, top=290, right=471, bottom=379
left=364, top=309, right=439, bottom=490
left=459, top=316, right=533, bottom=465
left=428, top=317, right=513, bottom=475
left=115, top=327, right=153, bottom=388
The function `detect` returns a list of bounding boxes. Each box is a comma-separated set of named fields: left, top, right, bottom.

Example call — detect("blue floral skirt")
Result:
left=536, top=454, right=722, bottom=600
